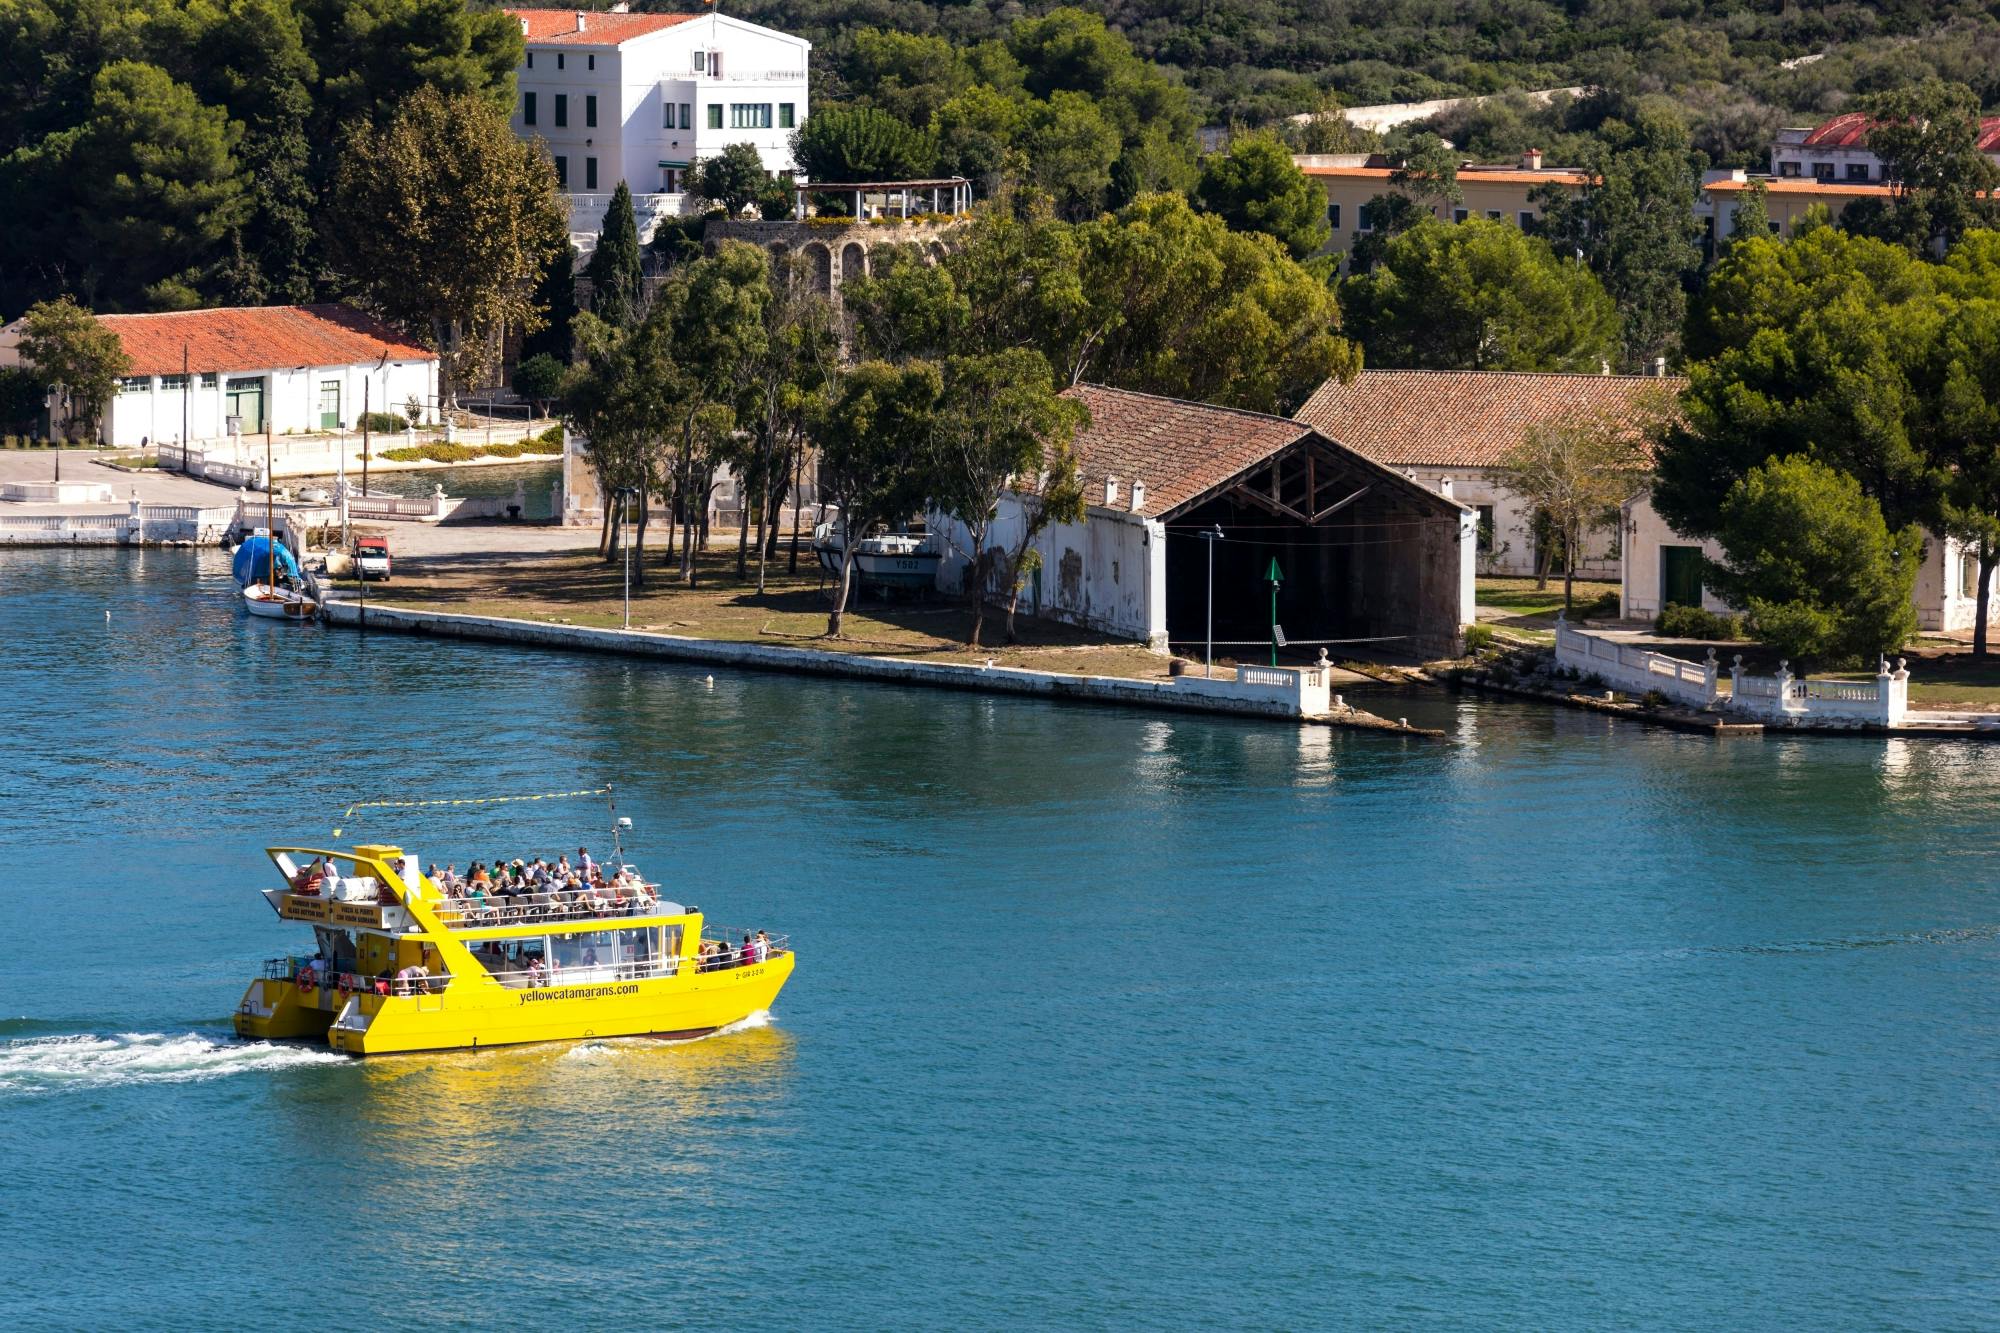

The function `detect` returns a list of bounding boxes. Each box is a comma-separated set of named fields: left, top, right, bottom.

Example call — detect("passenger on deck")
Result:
left=578, top=847, right=595, bottom=879
left=469, top=862, right=491, bottom=889
left=525, top=955, right=545, bottom=986
left=756, top=930, right=774, bottom=959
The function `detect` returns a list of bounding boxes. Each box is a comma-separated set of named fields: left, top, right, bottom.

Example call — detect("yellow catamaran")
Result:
left=233, top=843, right=793, bottom=1056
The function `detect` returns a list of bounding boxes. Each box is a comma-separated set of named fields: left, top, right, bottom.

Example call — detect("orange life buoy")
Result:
left=337, top=974, right=354, bottom=998
left=295, top=967, right=315, bottom=992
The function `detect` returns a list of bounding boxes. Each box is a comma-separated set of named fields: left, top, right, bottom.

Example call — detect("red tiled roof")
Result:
left=1801, top=111, right=2000, bottom=152
left=1061, top=384, right=1308, bottom=517
left=1802, top=111, right=1873, bottom=149
left=94, top=305, right=433, bottom=377
left=1293, top=370, right=1684, bottom=469
left=1705, top=177, right=1895, bottom=197
left=506, top=8, right=699, bottom=45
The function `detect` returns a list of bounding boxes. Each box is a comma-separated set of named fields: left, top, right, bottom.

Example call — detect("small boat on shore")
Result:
left=232, top=841, right=793, bottom=1055
left=813, top=510, right=942, bottom=593
left=241, top=582, right=318, bottom=620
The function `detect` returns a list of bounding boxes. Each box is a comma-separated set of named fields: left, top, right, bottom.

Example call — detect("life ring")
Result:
left=295, top=967, right=316, bottom=992
left=337, top=975, right=354, bottom=998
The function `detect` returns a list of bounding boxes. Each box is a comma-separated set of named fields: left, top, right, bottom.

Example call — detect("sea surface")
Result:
left=4, top=547, right=1999, bottom=1330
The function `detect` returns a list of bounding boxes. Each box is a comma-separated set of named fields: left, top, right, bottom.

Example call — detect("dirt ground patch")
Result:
left=345, top=540, right=1190, bottom=680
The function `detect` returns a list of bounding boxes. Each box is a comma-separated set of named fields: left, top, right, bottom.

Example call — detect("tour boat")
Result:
left=232, top=842, right=794, bottom=1056
left=812, top=511, right=942, bottom=592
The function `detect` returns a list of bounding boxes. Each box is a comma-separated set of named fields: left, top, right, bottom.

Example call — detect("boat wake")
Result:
left=0, top=1029, right=346, bottom=1095
left=556, top=1010, right=774, bottom=1061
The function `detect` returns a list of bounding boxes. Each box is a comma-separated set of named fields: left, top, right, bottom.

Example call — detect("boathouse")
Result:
left=928, top=384, right=1475, bottom=659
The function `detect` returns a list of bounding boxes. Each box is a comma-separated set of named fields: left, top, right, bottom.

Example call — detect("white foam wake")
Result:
left=0, top=1031, right=346, bottom=1095
left=713, top=1009, right=773, bottom=1036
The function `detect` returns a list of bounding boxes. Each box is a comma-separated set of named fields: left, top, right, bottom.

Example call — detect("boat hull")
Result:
left=812, top=543, right=940, bottom=592
left=233, top=950, right=793, bottom=1056
left=242, top=584, right=318, bottom=621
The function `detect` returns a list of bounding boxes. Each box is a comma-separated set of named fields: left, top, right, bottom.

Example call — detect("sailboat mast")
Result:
left=266, top=432, right=275, bottom=590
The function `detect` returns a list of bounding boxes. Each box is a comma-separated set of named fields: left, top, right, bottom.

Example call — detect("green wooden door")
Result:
left=1661, top=545, right=1705, bottom=609
left=225, top=376, right=265, bottom=433
left=319, top=379, right=341, bottom=430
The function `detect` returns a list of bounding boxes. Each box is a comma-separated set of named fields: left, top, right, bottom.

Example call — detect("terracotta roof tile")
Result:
left=1293, top=370, right=1684, bottom=469
left=1298, top=165, right=1594, bottom=187
left=95, top=304, right=434, bottom=377
left=1706, top=177, right=1895, bottom=197
left=1060, top=384, right=1313, bottom=518
left=506, top=8, right=699, bottom=45
left=1800, top=112, right=2000, bottom=152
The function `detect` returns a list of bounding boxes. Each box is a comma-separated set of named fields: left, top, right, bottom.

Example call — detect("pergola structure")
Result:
left=794, top=177, right=973, bottom=221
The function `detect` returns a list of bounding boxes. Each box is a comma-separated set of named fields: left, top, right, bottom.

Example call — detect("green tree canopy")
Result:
left=1339, top=217, right=1621, bottom=372
left=585, top=181, right=643, bottom=328
left=1709, top=455, right=1921, bottom=669
left=1195, top=131, right=1330, bottom=260
left=15, top=60, right=250, bottom=310
left=1534, top=108, right=1703, bottom=370
left=792, top=105, right=934, bottom=185
left=18, top=295, right=131, bottom=440
left=1844, top=79, right=2000, bottom=254
left=688, top=141, right=773, bottom=218
left=810, top=359, right=946, bottom=635
left=326, top=86, right=565, bottom=403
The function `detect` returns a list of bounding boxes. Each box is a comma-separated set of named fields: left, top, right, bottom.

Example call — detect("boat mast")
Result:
left=266, top=431, right=275, bottom=592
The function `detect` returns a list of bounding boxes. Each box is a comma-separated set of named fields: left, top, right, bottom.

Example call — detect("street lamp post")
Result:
left=1197, top=524, right=1224, bottom=677
left=619, top=486, right=639, bottom=628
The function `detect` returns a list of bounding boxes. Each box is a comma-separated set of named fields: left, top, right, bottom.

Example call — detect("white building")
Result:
left=0, top=304, right=437, bottom=449
left=1294, top=369, right=1684, bottom=581
left=1622, top=488, right=2000, bottom=635
left=1770, top=112, right=2000, bottom=183
left=505, top=7, right=810, bottom=244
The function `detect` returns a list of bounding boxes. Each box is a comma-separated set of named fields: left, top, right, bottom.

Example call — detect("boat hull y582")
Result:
left=233, top=843, right=792, bottom=1056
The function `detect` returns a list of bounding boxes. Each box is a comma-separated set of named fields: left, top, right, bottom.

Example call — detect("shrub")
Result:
left=1577, top=590, right=1619, bottom=618
left=1462, top=623, right=1496, bottom=654
left=1642, top=689, right=1668, bottom=709
left=1656, top=603, right=1742, bottom=640
left=359, top=411, right=408, bottom=433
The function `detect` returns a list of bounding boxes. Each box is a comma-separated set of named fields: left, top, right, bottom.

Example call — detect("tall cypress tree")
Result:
left=586, top=182, right=643, bottom=328
left=523, top=238, right=580, bottom=363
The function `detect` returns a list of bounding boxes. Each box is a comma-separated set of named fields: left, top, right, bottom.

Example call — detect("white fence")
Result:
left=1173, top=662, right=1333, bottom=717
left=0, top=501, right=235, bottom=545
left=158, top=441, right=263, bottom=490
left=1554, top=615, right=1912, bottom=728
left=1555, top=616, right=1719, bottom=707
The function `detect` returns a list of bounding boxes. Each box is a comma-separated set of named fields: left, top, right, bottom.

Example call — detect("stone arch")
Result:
left=839, top=241, right=868, bottom=285
left=804, top=242, right=833, bottom=296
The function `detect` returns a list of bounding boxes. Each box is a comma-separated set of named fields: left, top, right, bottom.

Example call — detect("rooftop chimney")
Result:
left=1654, top=356, right=1667, bottom=377
left=1600, top=359, right=1610, bottom=375
left=575, top=10, right=586, bottom=30
left=1129, top=479, right=1145, bottom=512
left=1104, top=475, right=1119, bottom=507
left=519, top=16, right=529, bottom=34
left=1522, top=147, right=1544, bottom=171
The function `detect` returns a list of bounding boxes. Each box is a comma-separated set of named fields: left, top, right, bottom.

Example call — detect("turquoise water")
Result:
left=5, top=547, right=2000, bottom=1329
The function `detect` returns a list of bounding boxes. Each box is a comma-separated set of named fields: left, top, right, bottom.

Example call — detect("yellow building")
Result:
left=1293, top=151, right=1591, bottom=262
left=1695, top=170, right=1894, bottom=246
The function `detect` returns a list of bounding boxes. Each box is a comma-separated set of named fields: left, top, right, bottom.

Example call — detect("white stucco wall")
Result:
left=929, top=495, right=1168, bottom=649
left=1619, top=491, right=1729, bottom=621
left=100, top=358, right=437, bottom=448
left=1399, top=465, right=1619, bottom=579
left=1915, top=534, right=2000, bottom=633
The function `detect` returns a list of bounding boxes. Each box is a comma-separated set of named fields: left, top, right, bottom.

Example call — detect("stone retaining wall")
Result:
left=318, top=601, right=1413, bottom=730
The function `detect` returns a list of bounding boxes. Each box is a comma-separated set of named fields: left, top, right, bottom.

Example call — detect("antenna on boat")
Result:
left=608, top=784, right=630, bottom=865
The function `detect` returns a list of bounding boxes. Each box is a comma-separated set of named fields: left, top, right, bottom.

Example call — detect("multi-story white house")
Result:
left=504, top=7, right=809, bottom=244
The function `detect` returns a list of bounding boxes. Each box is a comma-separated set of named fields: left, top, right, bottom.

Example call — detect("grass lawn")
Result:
left=1476, top=575, right=1622, bottom=627
left=1825, top=650, right=2000, bottom=711
left=343, top=541, right=1187, bottom=681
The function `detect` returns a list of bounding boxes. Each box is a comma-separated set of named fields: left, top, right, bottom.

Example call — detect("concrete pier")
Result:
left=320, top=599, right=1439, bottom=734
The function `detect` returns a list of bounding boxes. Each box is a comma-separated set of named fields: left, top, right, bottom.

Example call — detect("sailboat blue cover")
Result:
left=232, top=535, right=300, bottom=586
